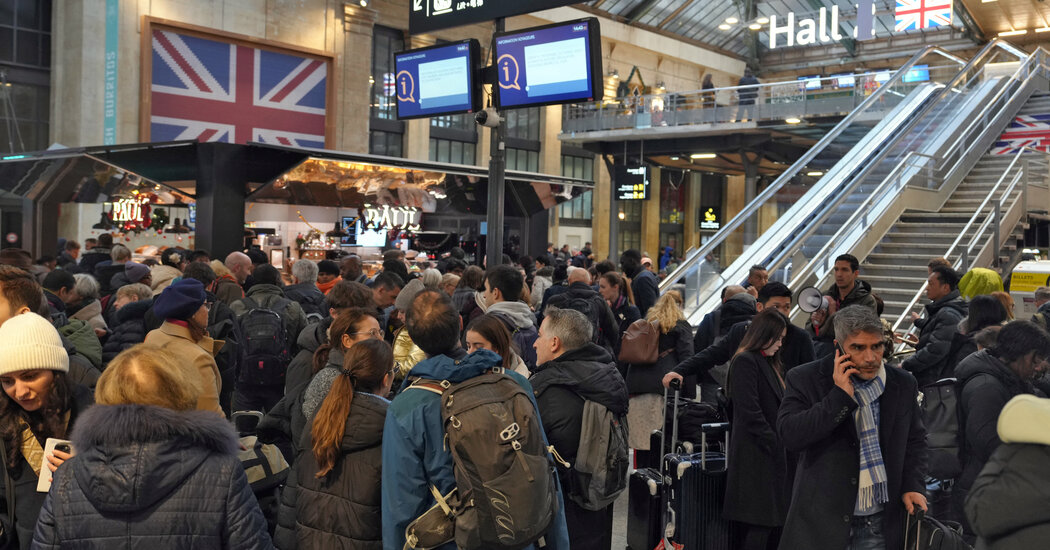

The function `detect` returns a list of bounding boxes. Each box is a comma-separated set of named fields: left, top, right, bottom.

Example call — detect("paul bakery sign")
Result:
left=362, top=204, right=422, bottom=232
left=766, top=0, right=953, bottom=50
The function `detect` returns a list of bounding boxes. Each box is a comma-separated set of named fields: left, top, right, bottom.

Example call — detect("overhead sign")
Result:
left=493, top=18, right=603, bottom=110
left=409, top=0, right=580, bottom=34
left=767, top=0, right=878, bottom=50
left=700, top=206, right=721, bottom=231
left=362, top=204, right=422, bottom=232
left=395, top=39, right=480, bottom=120
left=615, top=165, right=650, bottom=200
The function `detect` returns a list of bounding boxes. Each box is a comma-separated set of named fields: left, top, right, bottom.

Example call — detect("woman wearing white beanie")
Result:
left=0, top=312, right=94, bottom=549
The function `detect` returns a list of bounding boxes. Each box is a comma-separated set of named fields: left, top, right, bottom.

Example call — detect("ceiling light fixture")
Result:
left=1037, top=27, right=1050, bottom=33
left=806, top=171, right=824, bottom=177
left=691, top=153, right=717, bottom=159
left=718, top=23, right=731, bottom=30
left=757, top=17, right=769, bottom=24
left=670, top=156, right=680, bottom=161
left=998, top=29, right=1027, bottom=36
left=726, top=17, right=739, bottom=24
left=749, top=23, right=762, bottom=30
left=785, top=117, right=802, bottom=124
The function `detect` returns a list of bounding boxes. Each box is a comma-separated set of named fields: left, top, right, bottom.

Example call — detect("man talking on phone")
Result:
left=777, top=305, right=928, bottom=550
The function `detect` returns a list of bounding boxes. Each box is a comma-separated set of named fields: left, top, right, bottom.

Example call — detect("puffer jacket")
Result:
left=285, top=319, right=330, bottom=395
left=2, top=385, right=93, bottom=550
left=149, top=264, right=182, bottom=296
left=902, top=290, right=967, bottom=387
left=59, top=334, right=101, bottom=389
left=966, top=395, right=1050, bottom=550
left=275, top=392, right=388, bottom=549
left=31, top=404, right=274, bottom=549
left=58, top=318, right=103, bottom=371
left=100, top=299, right=151, bottom=365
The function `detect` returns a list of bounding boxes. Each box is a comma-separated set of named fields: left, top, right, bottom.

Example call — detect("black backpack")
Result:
left=922, top=378, right=962, bottom=480
left=235, top=297, right=292, bottom=387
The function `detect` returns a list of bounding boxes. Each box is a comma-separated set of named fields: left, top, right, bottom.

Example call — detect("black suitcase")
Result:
left=663, top=422, right=735, bottom=550
left=626, top=467, right=664, bottom=550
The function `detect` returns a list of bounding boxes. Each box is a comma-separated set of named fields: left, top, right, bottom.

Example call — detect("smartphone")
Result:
left=37, top=438, right=74, bottom=493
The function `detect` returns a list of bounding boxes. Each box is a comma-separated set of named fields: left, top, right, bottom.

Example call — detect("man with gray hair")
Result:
left=531, top=307, right=628, bottom=550
left=777, top=305, right=928, bottom=550
left=284, top=259, right=325, bottom=320
left=1032, top=286, right=1050, bottom=331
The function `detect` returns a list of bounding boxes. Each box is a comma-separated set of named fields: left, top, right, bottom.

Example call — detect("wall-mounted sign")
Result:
left=362, top=204, right=422, bottom=232
left=112, top=198, right=148, bottom=223
left=409, top=0, right=580, bottom=34
left=615, top=165, right=650, bottom=200
left=700, top=206, right=721, bottom=231
left=766, top=0, right=881, bottom=50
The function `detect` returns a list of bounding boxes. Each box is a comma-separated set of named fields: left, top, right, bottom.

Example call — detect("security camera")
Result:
left=475, top=107, right=502, bottom=128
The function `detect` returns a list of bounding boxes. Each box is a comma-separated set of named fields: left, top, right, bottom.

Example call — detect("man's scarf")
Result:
left=853, top=365, right=888, bottom=513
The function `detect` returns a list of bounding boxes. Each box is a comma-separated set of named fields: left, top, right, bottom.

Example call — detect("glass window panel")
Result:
left=15, top=29, right=38, bottom=66
left=387, top=133, right=403, bottom=157
left=583, top=159, right=593, bottom=181
left=0, top=27, right=13, bottom=62
left=40, top=28, right=49, bottom=67
left=429, top=138, right=437, bottom=161
left=582, top=191, right=592, bottom=219
left=528, top=107, right=540, bottom=140
left=370, top=132, right=386, bottom=156
left=450, top=141, right=463, bottom=164
left=529, top=151, right=538, bottom=172
left=438, top=139, right=450, bottom=161
left=464, top=142, right=475, bottom=165
left=0, top=1, right=13, bottom=26
left=40, top=0, right=51, bottom=32
left=16, top=0, right=39, bottom=29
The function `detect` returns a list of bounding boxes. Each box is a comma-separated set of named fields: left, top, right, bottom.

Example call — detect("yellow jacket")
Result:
left=144, top=321, right=225, bottom=415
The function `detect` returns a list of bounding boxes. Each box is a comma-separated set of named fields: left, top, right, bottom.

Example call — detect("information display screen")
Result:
left=615, top=165, right=650, bottom=200
left=395, top=39, right=480, bottom=120
left=798, top=76, right=821, bottom=90
left=340, top=217, right=387, bottom=247
left=493, top=18, right=603, bottom=110
left=904, top=65, right=930, bottom=83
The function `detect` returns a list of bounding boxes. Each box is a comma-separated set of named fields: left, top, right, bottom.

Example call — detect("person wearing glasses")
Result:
left=144, top=278, right=225, bottom=416
left=300, top=308, right=383, bottom=424
left=275, top=338, right=394, bottom=549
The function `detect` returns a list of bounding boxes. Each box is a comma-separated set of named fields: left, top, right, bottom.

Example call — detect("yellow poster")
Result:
left=1010, top=271, right=1050, bottom=293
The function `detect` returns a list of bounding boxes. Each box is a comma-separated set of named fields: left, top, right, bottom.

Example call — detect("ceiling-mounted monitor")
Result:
left=395, top=39, right=481, bottom=120
left=493, top=18, right=603, bottom=110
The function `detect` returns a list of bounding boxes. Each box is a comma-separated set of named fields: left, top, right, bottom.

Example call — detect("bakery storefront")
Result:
left=0, top=141, right=591, bottom=265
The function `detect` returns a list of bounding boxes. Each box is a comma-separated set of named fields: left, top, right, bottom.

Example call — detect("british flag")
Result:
left=149, top=28, right=327, bottom=147
left=895, top=0, right=953, bottom=32
left=992, top=114, right=1050, bottom=155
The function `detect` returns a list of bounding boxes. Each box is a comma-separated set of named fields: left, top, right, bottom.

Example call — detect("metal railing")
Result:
left=561, top=66, right=962, bottom=133
left=655, top=46, right=968, bottom=301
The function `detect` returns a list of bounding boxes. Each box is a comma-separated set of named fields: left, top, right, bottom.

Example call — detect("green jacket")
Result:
left=59, top=319, right=103, bottom=370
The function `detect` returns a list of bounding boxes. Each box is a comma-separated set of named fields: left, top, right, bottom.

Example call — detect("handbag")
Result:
left=904, top=509, right=972, bottom=550
left=618, top=320, right=663, bottom=364
left=0, top=438, right=17, bottom=550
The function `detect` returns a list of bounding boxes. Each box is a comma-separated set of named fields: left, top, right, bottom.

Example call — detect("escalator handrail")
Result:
left=657, top=45, right=968, bottom=293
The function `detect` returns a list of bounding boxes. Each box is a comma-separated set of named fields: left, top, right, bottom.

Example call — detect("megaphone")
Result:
left=797, top=286, right=830, bottom=313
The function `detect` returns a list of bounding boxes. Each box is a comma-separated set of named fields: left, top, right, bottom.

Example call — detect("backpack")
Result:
left=235, top=296, right=292, bottom=387
left=904, top=509, right=972, bottom=550
left=491, top=312, right=539, bottom=371
left=560, top=296, right=603, bottom=345
left=408, top=370, right=558, bottom=550
left=567, top=400, right=629, bottom=511
left=921, top=378, right=962, bottom=480
left=618, top=319, right=667, bottom=365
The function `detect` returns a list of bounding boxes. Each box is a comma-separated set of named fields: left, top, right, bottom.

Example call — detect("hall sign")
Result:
left=362, top=204, right=422, bottom=232
left=766, top=0, right=878, bottom=50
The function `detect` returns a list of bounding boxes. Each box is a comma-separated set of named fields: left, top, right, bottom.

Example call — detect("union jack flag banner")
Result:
left=895, top=0, right=953, bottom=32
left=148, top=26, right=329, bottom=147
left=992, top=114, right=1050, bottom=155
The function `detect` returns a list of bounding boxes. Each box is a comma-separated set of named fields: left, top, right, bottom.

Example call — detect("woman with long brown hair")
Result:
left=143, top=278, right=224, bottom=415
left=465, top=314, right=529, bottom=376
left=724, top=308, right=790, bottom=550
left=0, top=312, right=94, bottom=549
left=275, top=339, right=393, bottom=549
left=599, top=271, right=640, bottom=351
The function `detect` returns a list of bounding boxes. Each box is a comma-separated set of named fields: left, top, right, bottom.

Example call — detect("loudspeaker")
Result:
left=797, top=287, right=830, bottom=313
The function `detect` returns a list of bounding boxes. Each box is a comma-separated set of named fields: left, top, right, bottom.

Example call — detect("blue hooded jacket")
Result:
left=381, top=349, right=571, bottom=550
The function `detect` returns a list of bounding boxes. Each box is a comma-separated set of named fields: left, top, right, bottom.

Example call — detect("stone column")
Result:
left=340, top=4, right=378, bottom=153
left=642, top=166, right=661, bottom=258
left=684, top=171, right=702, bottom=251
left=592, top=158, right=611, bottom=261
left=51, top=0, right=106, bottom=147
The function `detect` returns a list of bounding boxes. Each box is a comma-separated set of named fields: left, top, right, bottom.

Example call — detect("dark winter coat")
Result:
left=724, top=351, right=791, bottom=526
left=283, top=282, right=326, bottom=321
left=31, top=404, right=273, bottom=549
left=275, top=392, right=388, bottom=550
left=1, top=384, right=92, bottom=550
left=285, top=319, right=330, bottom=395
left=101, top=299, right=151, bottom=365
left=966, top=443, right=1050, bottom=550
left=676, top=320, right=813, bottom=383
left=776, top=354, right=927, bottom=550
left=625, top=320, right=693, bottom=397
left=93, top=262, right=125, bottom=294
left=60, top=334, right=101, bottom=390
left=544, top=282, right=621, bottom=355
left=530, top=344, right=629, bottom=487
left=230, top=284, right=308, bottom=358
left=954, top=351, right=1039, bottom=509
left=902, top=290, right=967, bottom=387
left=692, top=294, right=757, bottom=353
left=450, top=286, right=476, bottom=315
left=630, top=269, right=660, bottom=317
left=77, top=248, right=111, bottom=275
left=214, top=275, right=245, bottom=306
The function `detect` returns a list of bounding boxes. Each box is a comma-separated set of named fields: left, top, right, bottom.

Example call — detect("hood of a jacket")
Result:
left=61, top=318, right=102, bottom=367
left=1038, top=301, right=1050, bottom=316
left=339, top=393, right=389, bottom=452
left=116, top=299, right=153, bottom=324
left=406, top=348, right=501, bottom=384
left=720, top=293, right=756, bottom=330
left=71, top=299, right=103, bottom=321
left=70, top=404, right=238, bottom=513
left=285, top=282, right=324, bottom=300
left=955, top=349, right=1025, bottom=387
left=532, top=343, right=628, bottom=415
left=926, top=290, right=967, bottom=318
left=486, top=300, right=536, bottom=329
left=245, top=283, right=285, bottom=301
left=298, top=317, right=330, bottom=352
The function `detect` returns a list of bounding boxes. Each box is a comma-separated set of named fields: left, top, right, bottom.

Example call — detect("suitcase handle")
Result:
left=700, top=422, right=730, bottom=470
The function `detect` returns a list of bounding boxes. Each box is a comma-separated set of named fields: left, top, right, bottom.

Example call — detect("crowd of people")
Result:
left=0, top=236, right=1045, bottom=550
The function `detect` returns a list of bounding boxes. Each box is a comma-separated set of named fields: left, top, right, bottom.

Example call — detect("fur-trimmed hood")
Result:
left=69, top=404, right=239, bottom=513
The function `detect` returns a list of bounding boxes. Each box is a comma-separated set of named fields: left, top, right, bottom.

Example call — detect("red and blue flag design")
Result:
left=150, top=28, right=327, bottom=147
left=992, top=114, right=1050, bottom=155
left=895, top=0, right=953, bottom=32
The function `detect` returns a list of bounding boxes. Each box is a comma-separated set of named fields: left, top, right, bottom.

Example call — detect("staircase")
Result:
left=859, top=109, right=1046, bottom=322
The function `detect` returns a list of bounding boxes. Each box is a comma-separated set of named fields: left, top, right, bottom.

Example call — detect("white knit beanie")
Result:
left=0, top=313, right=69, bottom=375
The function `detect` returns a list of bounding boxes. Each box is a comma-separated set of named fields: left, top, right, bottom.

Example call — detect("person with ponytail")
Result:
left=723, top=308, right=791, bottom=550
left=274, top=339, right=393, bottom=549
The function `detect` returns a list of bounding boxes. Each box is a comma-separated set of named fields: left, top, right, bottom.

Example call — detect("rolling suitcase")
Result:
left=662, top=398, right=735, bottom=550
left=626, top=467, right=664, bottom=550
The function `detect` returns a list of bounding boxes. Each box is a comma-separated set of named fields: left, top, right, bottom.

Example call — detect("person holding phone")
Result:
left=0, top=312, right=94, bottom=549
left=777, top=305, right=928, bottom=550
